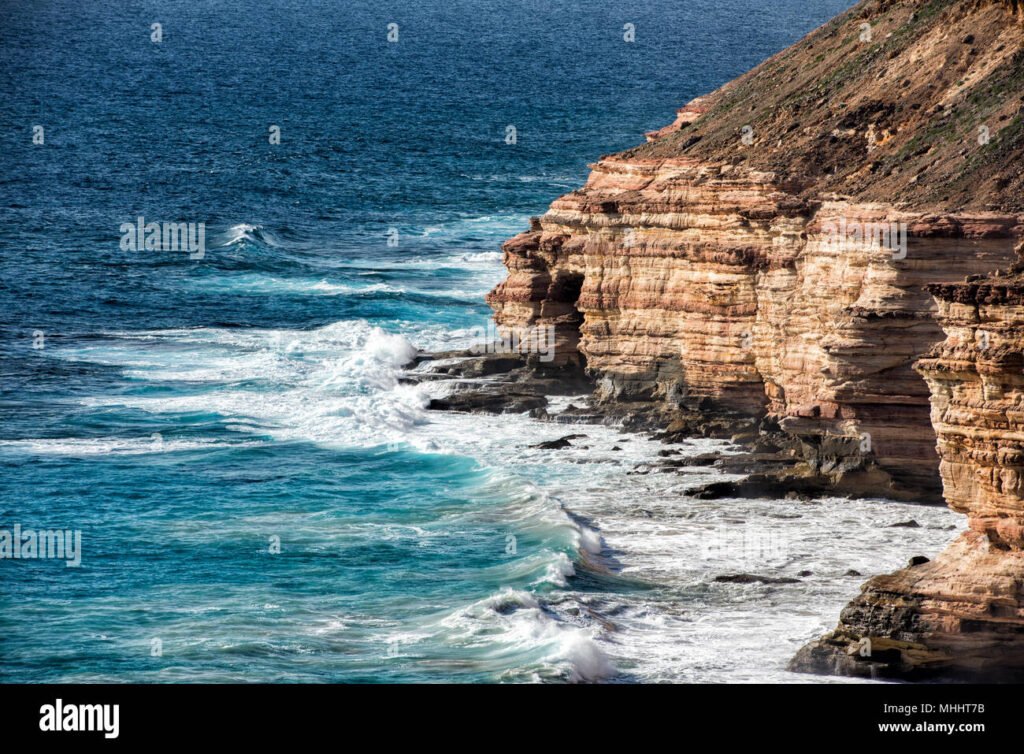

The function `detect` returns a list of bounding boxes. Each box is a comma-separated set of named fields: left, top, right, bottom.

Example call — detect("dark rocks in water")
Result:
left=440, top=355, right=525, bottom=378
left=684, top=461, right=930, bottom=502
left=687, top=475, right=817, bottom=500
left=652, top=411, right=759, bottom=444
left=679, top=453, right=721, bottom=467
left=413, top=352, right=582, bottom=415
left=688, top=481, right=737, bottom=499
left=427, top=392, right=547, bottom=415
left=662, top=450, right=794, bottom=474
left=532, top=434, right=588, bottom=450
left=908, top=555, right=930, bottom=567
left=844, top=569, right=863, bottom=577
left=714, top=452, right=772, bottom=468
left=789, top=636, right=909, bottom=678
left=714, top=574, right=801, bottom=585
left=889, top=520, right=921, bottom=528
left=610, top=446, right=622, bottom=451
left=798, top=570, right=814, bottom=577
left=413, top=351, right=593, bottom=416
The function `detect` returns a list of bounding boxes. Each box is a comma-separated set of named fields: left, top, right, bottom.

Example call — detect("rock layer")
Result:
left=485, top=0, right=1024, bottom=677
left=792, top=269, right=1024, bottom=680
left=487, top=156, right=1021, bottom=498
left=490, top=0, right=1024, bottom=499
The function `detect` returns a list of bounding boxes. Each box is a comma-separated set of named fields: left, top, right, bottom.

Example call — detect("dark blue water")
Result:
left=1, top=0, right=853, bottom=682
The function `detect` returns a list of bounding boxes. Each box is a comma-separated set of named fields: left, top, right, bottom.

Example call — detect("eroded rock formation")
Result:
left=792, top=266, right=1024, bottom=680
left=488, top=157, right=1021, bottom=498
left=485, top=0, right=1024, bottom=677
left=489, top=0, right=1024, bottom=498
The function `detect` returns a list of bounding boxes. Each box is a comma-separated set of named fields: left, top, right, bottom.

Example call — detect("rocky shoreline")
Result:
left=423, top=0, right=1024, bottom=681
left=409, top=350, right=921, bottom=505
left=413, top=313, right=1024, bottom=682
left=791, top=273, right=1024, bottom=681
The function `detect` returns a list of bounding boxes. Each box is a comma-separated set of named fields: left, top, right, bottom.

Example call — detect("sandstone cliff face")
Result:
left=792, top=270, right=1024, bottom=679
left=488, top=155, right=1021, bottom=498
left=485, top=0, right=1024, bottom=678
left=489, top=0, right=1024, bottom=498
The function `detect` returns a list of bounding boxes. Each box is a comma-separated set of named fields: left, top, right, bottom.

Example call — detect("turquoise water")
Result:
left=2, top=0, right=956, bottom=684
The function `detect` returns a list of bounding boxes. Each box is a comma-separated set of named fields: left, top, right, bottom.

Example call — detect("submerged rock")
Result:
left=714, top=574, right=801, bottom=585
left=531, top=434, right=588, bottom=450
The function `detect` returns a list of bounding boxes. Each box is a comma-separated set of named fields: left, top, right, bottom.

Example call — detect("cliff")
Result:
left=792, top=265, right=1024, bottom=679
left=487, top=0, right=1024, bottom=500
left=483, top=0, right=1024, bottom=678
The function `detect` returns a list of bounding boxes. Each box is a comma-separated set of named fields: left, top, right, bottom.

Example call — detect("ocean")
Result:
left=0, top=0, right=960, bottom=683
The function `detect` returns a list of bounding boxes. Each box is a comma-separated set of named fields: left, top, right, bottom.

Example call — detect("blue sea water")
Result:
left=2, top=0, right=963, bottom=684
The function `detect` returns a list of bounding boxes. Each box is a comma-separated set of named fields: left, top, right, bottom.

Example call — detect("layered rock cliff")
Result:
left=484, top=0, right=1024, bottom=678
left=488, top=0, right=1024, bottom=500
left=792, top=265, right=1024, bottom=679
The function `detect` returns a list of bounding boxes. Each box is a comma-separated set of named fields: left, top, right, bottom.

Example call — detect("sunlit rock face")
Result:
left=489, top=0, right=1024, bottom=678
left=487, top=154, right=1020, bottom=497
left=792, top=270, right=1024, bottom=680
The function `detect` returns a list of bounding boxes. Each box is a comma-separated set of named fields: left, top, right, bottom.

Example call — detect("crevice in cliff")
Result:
left=545, top=271, right=587, bottom=370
